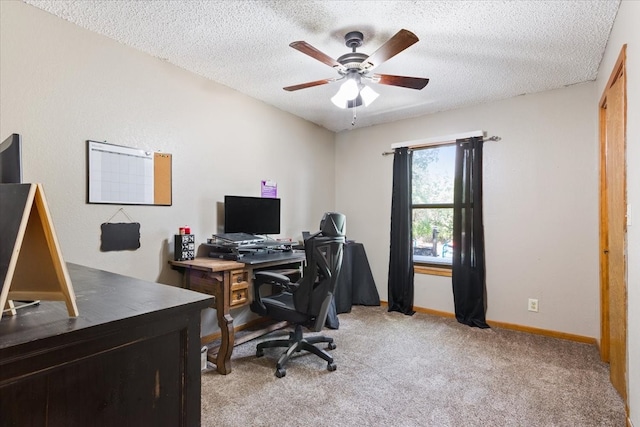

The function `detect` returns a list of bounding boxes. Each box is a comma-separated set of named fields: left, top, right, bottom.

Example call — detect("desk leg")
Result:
left=210, top=271, right=234, bottom=375
left=186, top=267, right=235, bottom=375
left=214, top=314, right=234, bottom=374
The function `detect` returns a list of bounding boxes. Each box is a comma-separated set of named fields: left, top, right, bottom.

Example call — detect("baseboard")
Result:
left=486, top=319, right=597, bottom=344
left=379, top=300, right=596, bottom=345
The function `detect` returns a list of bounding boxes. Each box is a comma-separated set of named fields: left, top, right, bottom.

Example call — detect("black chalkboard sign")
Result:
left=0, top=184, right=32, bottom=288
left=100, top=222, right=141, bottom=251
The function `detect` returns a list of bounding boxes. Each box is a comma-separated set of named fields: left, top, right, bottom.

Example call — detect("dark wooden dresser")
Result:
left=0, top=263, right=213, bottom=427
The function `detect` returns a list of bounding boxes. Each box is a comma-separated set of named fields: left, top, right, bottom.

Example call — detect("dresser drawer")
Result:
left=229, top=270, right=249, bottom=307
left=189, top=270, right=223, bottom=295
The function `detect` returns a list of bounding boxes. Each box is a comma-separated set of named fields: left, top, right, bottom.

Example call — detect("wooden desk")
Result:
left=170, top=253, right=305, bottom=375
left=0, top=263, right=212, bottom=426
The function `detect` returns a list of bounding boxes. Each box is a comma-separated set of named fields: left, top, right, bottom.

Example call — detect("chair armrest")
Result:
left=255, top=271, right=300, bottom=291
left=251, top=271, right=294, bottom=314
left=255, top=271, right=291, bottom=285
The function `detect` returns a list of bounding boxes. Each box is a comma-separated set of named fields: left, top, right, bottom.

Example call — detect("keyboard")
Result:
left=212, top=232, right=265, bottom=245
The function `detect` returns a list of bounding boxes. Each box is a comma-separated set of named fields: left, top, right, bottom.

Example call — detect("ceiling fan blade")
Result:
left=361, top=29, right=419, bottom=71
left=289, top=41, right=346, bottom=72
left=283, top=78, right=337, bottom=92
left=372, top=74, right=429, bottom=90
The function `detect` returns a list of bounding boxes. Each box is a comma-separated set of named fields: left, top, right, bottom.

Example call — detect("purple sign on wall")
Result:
left=261, top=180, right=277, bottom=198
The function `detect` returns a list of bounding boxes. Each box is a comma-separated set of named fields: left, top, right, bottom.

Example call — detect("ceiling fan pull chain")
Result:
left=351, top=105, right=357, bottom=126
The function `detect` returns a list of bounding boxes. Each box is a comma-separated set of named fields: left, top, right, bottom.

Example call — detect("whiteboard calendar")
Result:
left=88, top=141, right=172, bottom=205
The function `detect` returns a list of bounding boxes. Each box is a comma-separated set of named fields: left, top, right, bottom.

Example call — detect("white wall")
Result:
left=336, top=82, right=600, bottom=339
left=0, top=1, right=335, bottom=290
left=597, top=1, right=640, bottom=424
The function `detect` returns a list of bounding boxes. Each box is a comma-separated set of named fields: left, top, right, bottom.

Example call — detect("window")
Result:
left=412, top=144, right=455, bottom=269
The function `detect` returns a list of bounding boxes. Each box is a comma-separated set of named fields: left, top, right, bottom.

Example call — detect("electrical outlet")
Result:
left=528, top=298, right=539, bottom=312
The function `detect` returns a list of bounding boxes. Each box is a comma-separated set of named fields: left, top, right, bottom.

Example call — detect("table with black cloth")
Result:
left=334, top=242, right=380, bottom=314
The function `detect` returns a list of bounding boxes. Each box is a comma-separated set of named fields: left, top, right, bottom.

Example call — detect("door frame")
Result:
left=598, top=45, right=627, bottom=401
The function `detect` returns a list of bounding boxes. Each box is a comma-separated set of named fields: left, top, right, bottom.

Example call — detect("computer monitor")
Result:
left=224, top=195, right=281, bottom=235
left=0, top=133, right=23, bottom=183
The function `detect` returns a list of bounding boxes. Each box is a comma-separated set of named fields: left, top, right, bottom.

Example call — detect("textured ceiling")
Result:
left=23, top=0, right=620, bottom=133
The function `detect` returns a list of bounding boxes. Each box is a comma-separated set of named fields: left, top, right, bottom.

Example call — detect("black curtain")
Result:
left=388, top=147, right=415, bottom=315
left=452, top=137, right=489, bottom=328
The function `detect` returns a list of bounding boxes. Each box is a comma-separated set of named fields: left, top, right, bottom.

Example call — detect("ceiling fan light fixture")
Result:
left=330, top=91, right=348, bottom=109
left=360, top=85, right=379, bottom=107
left=331, top=92, right=362, bottom=109
left=331, top=77, right=360, bottom=108
left=341, top=78, right=360, bottom=100
left=347, top=95, right=363, bottom=109
left=331, top=82, right=378, bottom=109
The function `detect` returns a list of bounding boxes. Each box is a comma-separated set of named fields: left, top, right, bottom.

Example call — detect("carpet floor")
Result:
left=201, top=306, right=625, bottom=426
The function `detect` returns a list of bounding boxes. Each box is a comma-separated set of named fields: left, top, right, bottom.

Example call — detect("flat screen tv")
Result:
left=0, top=133, right=22, bottom=183
left=224, top=195, right=281, bottom=235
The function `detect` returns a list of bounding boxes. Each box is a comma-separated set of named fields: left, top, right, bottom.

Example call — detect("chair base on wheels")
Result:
left=256, top=324, right=337, bottom=378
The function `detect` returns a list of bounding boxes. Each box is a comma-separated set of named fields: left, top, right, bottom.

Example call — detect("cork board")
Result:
left=154, top=153, right=172, bottom=205
left=88, top=140, right=172, bottom=206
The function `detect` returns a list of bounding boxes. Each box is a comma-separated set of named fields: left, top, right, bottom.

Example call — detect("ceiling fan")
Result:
left=283, top=29, right=429, bottom=109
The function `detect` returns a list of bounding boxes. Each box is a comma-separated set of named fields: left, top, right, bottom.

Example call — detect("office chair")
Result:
left=250, top=212, right=346, bottom=378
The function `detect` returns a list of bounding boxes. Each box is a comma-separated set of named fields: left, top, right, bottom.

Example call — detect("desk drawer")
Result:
left=189, top=270, right=223, bottom=295
left=229, top=270, right=249, bottom=307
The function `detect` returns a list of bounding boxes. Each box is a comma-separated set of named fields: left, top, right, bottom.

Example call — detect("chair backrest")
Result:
left=294, top=213, right=346, bottom=331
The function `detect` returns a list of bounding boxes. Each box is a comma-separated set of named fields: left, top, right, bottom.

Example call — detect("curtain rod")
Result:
left=381, top=135, right=501, bottom=156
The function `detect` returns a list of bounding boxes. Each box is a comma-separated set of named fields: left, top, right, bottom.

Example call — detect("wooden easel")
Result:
left=0, top=183, right=78, bottom=319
